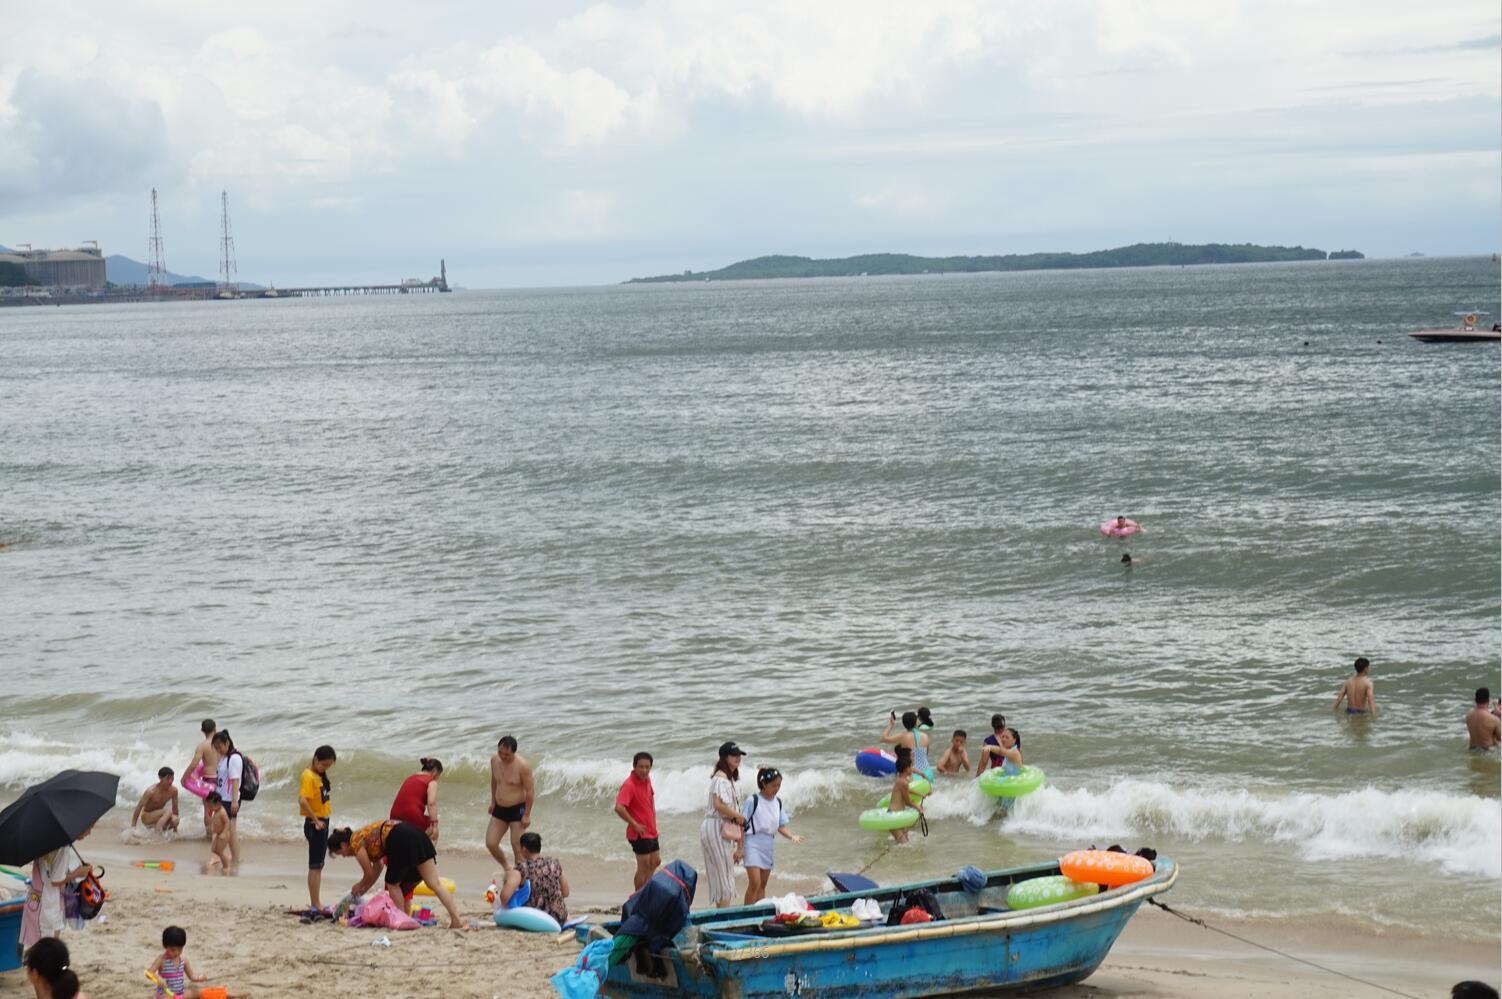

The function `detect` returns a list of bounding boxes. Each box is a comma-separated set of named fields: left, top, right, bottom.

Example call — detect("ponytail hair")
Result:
left=419, top=757, right=443, bottom=774
left=211, top=729, right=235, bottom=755
left=25, top=937, right=80, bottom=999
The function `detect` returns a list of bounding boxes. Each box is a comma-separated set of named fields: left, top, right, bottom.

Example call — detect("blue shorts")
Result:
left=743, top=833, right=776, bottom=871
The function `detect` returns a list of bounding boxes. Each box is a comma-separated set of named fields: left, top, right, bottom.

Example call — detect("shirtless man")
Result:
left=131, top=767, right=181, bottom=833
left=1465, top=687, right=1501, bottom=749
left=1330, top=658, right=1377, bottom=717
left=935, top=730, right=971, bottom=775
left=485, top=735, right=535, bottom=874
left=183, top=718, right=221, bottom=834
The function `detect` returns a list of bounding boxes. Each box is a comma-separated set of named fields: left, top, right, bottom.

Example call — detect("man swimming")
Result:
left=1465, top=687, right=1501, bottom=749
left=1330, top=657, right=1377, bottom=716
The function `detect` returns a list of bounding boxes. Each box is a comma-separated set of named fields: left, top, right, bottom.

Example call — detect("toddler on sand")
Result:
left=204, top=793, right=232, bottom=871
left=149, top=926, right=207, bottom=999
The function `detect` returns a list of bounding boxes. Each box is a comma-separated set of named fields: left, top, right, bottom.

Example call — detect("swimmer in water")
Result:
left=1121, top=553, right=1151, bottom=567
left=1465, top=687, right=1501, bottom=749
left=1331, top=657, right=1377, bottom=717
left=934, top=730, right=971, bottom=775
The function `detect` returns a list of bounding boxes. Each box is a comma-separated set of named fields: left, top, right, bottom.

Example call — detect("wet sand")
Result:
left=1, top=836, right=1493, bottom=998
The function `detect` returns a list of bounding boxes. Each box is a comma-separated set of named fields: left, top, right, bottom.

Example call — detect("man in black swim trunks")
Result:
left=614, top=751, right=660, bottom=891
left=485, top=735, right=534, bottom=875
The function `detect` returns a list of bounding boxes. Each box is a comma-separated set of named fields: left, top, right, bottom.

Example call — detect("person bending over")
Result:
left=131, top=768, right=181, bottom=834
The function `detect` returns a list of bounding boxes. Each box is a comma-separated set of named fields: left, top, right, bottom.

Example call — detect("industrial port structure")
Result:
left=2, top=188, right=450, bottom=306
left=0, top=243, right=107, bottom=290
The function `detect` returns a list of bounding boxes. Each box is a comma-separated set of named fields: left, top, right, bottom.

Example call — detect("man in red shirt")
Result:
left=614, top=751, right=659, bottom=891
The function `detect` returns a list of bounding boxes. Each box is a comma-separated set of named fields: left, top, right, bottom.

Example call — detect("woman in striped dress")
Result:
left=698, top=742, right=747, bottom=908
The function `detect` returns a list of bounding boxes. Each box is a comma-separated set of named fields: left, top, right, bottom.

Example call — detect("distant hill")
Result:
left=104, top=254, right=213, bottom=287
left=628, top=242, right=1362, bottom=283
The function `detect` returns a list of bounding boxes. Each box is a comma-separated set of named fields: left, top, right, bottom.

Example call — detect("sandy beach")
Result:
left=3, top=836, right=1494, bottom=998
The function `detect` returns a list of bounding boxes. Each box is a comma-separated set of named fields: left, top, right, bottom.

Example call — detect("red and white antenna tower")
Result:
left=147, top=188, right=167, bottom=294
left=217, top=190, right=238, bottom=297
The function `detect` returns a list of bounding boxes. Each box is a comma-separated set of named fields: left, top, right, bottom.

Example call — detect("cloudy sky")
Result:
left=1, top=1, right=1497, bottom=287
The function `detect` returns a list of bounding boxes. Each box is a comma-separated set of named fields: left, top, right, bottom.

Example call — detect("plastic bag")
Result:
left=550, top=938, right=612, bottom=999
left=771, top=892, right=811, bottom=916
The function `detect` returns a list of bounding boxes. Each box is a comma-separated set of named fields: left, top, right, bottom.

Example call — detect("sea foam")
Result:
left=1005, top=779, right=1501, bottom=878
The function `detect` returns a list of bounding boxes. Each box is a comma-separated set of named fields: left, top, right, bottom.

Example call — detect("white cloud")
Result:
left=471, top=40, right=646, bottom=146
left=853, top=184, right=951, bottom=221
left=0, top=0, right=1496, bottom=283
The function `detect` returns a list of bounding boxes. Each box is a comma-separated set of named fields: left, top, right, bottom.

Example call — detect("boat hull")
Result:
left=1408, top=329, right=1500, bottom=342
left=601, top=857, right=1176, bottom=998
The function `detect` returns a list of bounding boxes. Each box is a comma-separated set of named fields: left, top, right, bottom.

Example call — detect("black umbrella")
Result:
left=0, top=770, right=119, bottom=866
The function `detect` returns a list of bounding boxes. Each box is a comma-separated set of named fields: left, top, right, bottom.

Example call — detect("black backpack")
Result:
left=884, top=888, right=945, bottom=926
left=235, top=751, right=261, bottom=801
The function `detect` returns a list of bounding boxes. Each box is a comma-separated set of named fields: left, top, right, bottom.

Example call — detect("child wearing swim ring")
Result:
left=887, top=748, right=922, bottom=844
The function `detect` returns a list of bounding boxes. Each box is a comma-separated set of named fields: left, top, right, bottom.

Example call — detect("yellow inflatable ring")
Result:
left=412, top=877, right=457, bottom=896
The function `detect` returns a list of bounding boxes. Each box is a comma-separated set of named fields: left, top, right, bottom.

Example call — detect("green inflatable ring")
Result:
left=978, top=765, right=1045, bottom=798
left=1006, top=875, right=1098, bottom=910
left=857, top=806, right=920, bottom=831
left=876, top=775, right=932, bottom=808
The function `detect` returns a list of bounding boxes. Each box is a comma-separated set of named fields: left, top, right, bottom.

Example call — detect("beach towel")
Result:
left=550, top=938, right=612, bottom=999
left=351, top=892, right=419, bottom=931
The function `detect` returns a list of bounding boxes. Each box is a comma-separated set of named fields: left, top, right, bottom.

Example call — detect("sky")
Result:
left=1, top=1, right=1498, bottom=288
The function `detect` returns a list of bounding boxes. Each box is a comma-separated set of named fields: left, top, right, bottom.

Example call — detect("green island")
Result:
left=627, top=242, right=1365, bottom=283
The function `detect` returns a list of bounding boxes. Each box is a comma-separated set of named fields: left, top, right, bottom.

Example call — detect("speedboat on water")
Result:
left=1408, top=310, right=1499, bottom=343
left=595, top=856, right=1178, bottom=997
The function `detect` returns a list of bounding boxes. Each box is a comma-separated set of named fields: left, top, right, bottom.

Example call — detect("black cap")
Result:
left=718, top=741, right=744, bottom=758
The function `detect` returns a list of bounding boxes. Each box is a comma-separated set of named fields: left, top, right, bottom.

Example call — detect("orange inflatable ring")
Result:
left=1058, top=850, right=1153, bottom=888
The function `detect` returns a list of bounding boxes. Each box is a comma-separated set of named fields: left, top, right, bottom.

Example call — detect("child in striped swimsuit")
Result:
left=150, top=925, right=208, bottom=998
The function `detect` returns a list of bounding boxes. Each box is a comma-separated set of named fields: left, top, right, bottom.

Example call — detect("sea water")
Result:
left=1, top=257, right=1497, bottom=939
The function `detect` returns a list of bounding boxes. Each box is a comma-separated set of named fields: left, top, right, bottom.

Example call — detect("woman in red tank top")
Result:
left=390, top=758, right=443, bottom=842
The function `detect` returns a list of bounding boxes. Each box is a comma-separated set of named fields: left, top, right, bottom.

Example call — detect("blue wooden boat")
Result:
left=598, top=856, right=1177, bottom=998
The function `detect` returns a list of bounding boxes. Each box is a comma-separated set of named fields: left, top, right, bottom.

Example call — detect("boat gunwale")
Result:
left=702, top=858, right=1177, bottom=962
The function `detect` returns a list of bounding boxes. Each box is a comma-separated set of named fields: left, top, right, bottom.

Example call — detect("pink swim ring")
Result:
left=182, top=762, right=213, bottom=799
left=1100, top=518, right=1141, bottom=538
